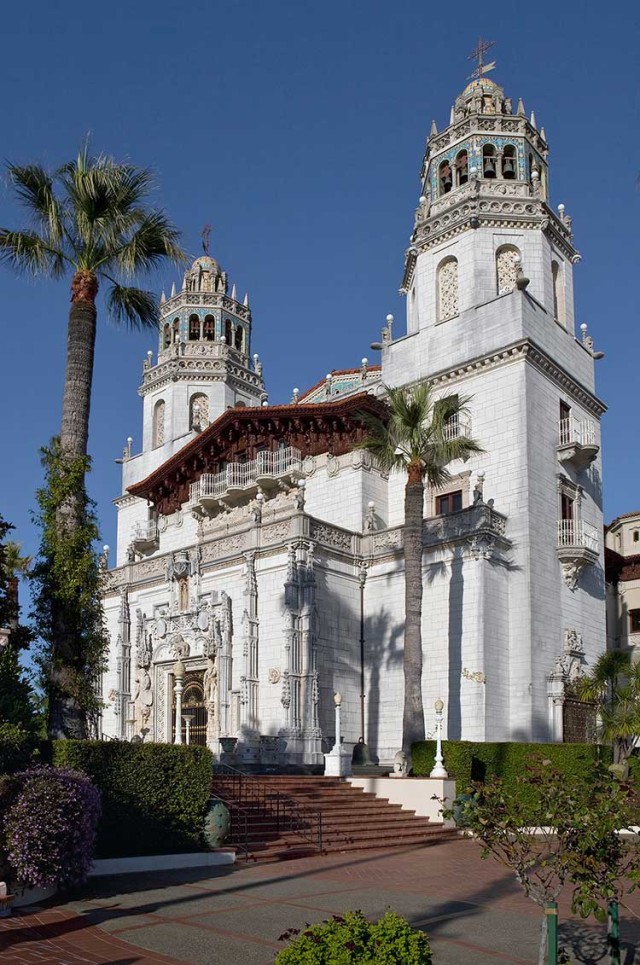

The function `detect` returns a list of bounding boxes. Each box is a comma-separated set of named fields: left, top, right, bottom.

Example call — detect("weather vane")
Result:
left=467, top=38, right=496, bottom=81
left=201, top=224, right=212, bottom=256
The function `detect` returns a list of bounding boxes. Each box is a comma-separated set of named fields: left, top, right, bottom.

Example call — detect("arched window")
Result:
left=633, top=530, right=639, bottom=543
left=455, top=150, right=468, bottom=187
left=437, top=257, right=459, bottom=322
left=234, top=324, right=244, bottom=352
left=552, top=260, right=566, bottom=325
left=482, top=144, right=496, bottom=179
left=224, top=319, right=232, bottom=346
left=153, top=399, right=165, bottom=448
left=439, top=159, right=453, bottom=195
left=172, top=318, right=180, bottom=343
left=496, top=245, right=521, bottom=295
left=502, top=144, right=516, bottom=180
left=203, top=315, right=215, bottom=341
left=162, top=323, right=171, bottom=350
left=189, top=393, right=209, bottom=431
left=188, top=314, right=199, bottom=341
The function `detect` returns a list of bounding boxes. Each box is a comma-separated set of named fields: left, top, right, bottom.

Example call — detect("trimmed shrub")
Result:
left=52, top=740, right=213, bottom=858
left=3, top=766, right=100, bottom=888
left=412, top=740, right=613, bottom=816
left=0, top=722, right=34, bottom=774
left=276, top=910, right=432, bottom=964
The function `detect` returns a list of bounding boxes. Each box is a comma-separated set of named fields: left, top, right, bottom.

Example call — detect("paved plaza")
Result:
left=1, top=838, right=639, bottom=964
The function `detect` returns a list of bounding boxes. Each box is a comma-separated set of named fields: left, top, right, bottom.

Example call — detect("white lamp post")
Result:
left=333, top=691, right=342, bottom=749
left=430, top=698, right=448, bottom=778
left=183, top=713, right=194, bottom=746
left=324, top=690, right=351, bottom=777
left=173, top=659, right=185, bottom=744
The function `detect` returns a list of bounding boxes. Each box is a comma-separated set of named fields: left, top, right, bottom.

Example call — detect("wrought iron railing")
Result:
left=132, top=520, right=158, bottom=542
left=211, top=762, right=323, bottom=857
left=558, top=417, right=597, bottom=448
left=190, top=447, right=302, bottom=504
left=557, top=519, right=599, bottom=553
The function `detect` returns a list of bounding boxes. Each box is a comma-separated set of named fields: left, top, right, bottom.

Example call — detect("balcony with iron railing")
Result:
left=442, top=415, right=473, bottom=442
left=557, top=417, right=599, bottom=470
left=190, top=447, right=304, bottom=514
left=556, top=520, right=599, bottom=588
left=131, top=519, right=159, bottom=554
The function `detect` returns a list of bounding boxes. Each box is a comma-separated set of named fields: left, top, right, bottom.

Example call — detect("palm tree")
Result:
left=0, top=146, right=184, bottom=737
left=0, top=145, right=184, bottom=461
left=357, top=383, right=482, bottom=755
left=575, top=650, right=640, bottom=766
left=1, top=541, right=32, bottom=631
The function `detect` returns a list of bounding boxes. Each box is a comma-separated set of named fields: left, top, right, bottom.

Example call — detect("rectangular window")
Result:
left=435, top=490, right=463, bottom=515
left=630, top=610, right=640, bottom=634
left=560, top=400, right=571, bottom=421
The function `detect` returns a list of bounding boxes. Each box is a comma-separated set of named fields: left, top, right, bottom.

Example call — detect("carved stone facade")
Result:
left=101, top=67, right=605, bottom=759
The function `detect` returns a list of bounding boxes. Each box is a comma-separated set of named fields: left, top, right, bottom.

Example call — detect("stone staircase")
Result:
left=211, top=773, right=456, bottom=862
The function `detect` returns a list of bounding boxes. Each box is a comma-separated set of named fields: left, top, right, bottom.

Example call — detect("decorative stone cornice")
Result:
left=139, top=350, right=262, bottom=397
left=402, top=192, right=577, bottom=291
left=114, top=493, right=140, bottom=509
left=403, top=338, right=605, bottom=417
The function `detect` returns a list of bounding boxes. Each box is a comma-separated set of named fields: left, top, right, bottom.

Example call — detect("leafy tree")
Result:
left=575, top=650, right=640, bottom=766
left=356, top=384, right=482, bottom=753
left=0, top=145, right=184, bottom=737
left=0, top=516, right=36, bottom=733
left=30, top=443, right=109, bottom=739
left=450, top=759, right=640, bottom=965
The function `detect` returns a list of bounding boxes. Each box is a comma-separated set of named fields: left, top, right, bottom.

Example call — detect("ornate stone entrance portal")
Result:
left=173, top=670, right=208, bottom=745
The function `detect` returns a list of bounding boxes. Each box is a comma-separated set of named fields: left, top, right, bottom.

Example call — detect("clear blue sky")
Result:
left=1, top=0, right=638, bottom=564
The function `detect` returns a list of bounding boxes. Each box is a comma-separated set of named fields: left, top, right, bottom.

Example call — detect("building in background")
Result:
left=605, top=512, right=640, bottom=655
left=100, top=66, right=606, bottom=764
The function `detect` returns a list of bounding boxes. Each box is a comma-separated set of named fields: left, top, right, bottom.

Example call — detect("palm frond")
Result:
left=356, top=383, right=483, bottom=484
left=108, top=211, right=184, bottom=276
left=105, top=284, right=159, bottom=329
left=6, top=163, right=65, bottom=246
left=0, top=229, right=66, bottom=277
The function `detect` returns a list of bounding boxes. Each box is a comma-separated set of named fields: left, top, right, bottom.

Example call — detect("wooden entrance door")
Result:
left=173, top=670, right=208, bottom=746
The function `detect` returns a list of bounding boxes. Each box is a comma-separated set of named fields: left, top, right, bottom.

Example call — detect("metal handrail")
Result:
left=212, top=762, right=323, bottom=856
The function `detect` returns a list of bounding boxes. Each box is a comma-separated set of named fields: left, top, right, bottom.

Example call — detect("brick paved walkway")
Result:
left=1, top=839, right=639, bottom=964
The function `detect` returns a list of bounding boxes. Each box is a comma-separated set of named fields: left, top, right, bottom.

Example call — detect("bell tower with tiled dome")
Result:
left=138, top=250, right=266, bottom=462
left=381, top=46, right=606, bottom=742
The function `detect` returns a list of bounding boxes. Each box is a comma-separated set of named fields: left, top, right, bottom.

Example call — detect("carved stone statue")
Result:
left=393, top=750, right=409, bottom=777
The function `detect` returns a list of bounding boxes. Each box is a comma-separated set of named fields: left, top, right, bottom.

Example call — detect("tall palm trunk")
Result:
left=403, top=459, right=426, bottom=754
left=48, top=269, right=98, bottom=740
left=60, top=269, right=98, bottom=457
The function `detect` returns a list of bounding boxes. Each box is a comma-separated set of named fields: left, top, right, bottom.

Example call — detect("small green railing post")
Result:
left=608, top=900, right=620, bottom=965
left=546, top=902, right=558, bottom=965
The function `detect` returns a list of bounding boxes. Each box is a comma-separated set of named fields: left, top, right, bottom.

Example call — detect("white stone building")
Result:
left=605, top=512, right=640, bottom=657
left=100, top=71, right=606, bottom=764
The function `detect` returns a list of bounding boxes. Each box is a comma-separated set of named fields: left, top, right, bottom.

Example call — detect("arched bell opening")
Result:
left=203, top=315, right=215, bottom=341
left=439, top=159, right=453, bottom=195
left=188, top=314, right=200, bottom=341
left=455, top=150, right=468, bottom=187
left=482, top=144, right=496, bottom=179
left=503, top=144, right=517, bottom=180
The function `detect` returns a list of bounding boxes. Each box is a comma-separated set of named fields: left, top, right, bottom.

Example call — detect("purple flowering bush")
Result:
left=2, top=766, right=101, bottom=888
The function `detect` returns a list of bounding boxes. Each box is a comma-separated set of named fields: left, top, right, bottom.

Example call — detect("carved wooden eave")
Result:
left=128, top=393, right=388, bottom=515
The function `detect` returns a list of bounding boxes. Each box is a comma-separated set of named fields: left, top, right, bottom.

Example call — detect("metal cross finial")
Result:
left=201, top=224, right=212, bottom=255
left=467, top=38, right=496, bottom=80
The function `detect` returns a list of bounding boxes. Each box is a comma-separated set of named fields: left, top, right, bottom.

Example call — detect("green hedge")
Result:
left=412, top=740, right=613, bottom=812
left=52, top=740, right=213, bottom=858
left=0, top=723, right=34, bottom=774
